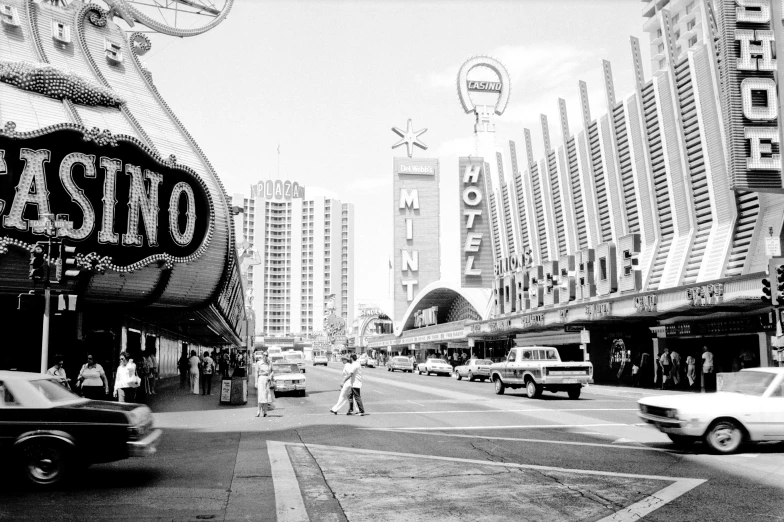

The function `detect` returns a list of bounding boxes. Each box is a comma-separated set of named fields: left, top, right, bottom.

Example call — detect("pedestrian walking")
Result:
left=146, top=349, right=158, bottom=395
left=346, top=354, right=365, bottom=416
left=178, top=352, right=189, bottom=389
left=686, top=354, right=696, bottom=388
left=255, top=352, right=275, bottom=417
left=202, top=351, right=215, bottom=395
left=139, top=354, right=150, bottom=396
left=659, top=348, right=672, bottom=389
left=701, top=346, right=715, bottom=392
left=113, top=352, right=138, bottom=403
left=220, top=351, right=230, bottom=379
left=670, top=349, right=681, bottom=387
left=46, top=357, right=70, bottom=390
left=329, top=356, right=354, bottom=414
left=188, top=350, right=201, bottom=394
left=77, top=354, right=109, bottom=399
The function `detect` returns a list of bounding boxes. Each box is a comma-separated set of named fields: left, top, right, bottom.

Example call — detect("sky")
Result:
left=140, top=0, right=650, bottom=318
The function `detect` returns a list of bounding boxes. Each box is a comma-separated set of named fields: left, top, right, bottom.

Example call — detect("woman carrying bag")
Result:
left=114, top=352, right=140, bottom=403
left=255, top=352, right=276, bottom=417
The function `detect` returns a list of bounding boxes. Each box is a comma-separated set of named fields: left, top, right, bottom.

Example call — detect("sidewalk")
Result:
left=583, top=383, right=693, bottom=399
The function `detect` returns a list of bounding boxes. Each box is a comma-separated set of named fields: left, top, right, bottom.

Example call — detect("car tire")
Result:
left=704, top=419, right=745, bottom=454
left=17, top=439, right=72, bottom=487
left=567, top=387, right=581, bottom=400
left=453, top=371, right=462, bottom=380
left=387, top=367, right=391, bottom=372
left=526, top=379, right=543, bottom=399
left=493, top=376, right=505, bottom=395
left=468, top=371, right=474, bottom=382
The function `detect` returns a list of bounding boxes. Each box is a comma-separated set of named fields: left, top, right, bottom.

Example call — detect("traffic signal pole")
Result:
left=40, top=234, right=52, bottom=374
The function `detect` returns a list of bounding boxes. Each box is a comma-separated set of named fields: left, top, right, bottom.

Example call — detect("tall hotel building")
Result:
left=233, top=184, right=354, bottom=336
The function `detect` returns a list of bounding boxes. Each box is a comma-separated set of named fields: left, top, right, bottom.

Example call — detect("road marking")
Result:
left=375, top=422, right=639, bottom=431
left=267, top=441, right=310, bottom=522
left=407, top=400, right=425, bottom=406
left=306, top=408, right=638, bottom=416
left=277, top=441, right=705, bottom=521
left=361, top=428, right=677, bottom=453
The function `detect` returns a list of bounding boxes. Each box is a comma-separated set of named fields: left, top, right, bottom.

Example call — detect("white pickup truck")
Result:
left=489, top=346, right=593, bottom=399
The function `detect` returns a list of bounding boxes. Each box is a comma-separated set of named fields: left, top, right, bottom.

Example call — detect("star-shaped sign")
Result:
left=391, top=119, right=428, bottom=158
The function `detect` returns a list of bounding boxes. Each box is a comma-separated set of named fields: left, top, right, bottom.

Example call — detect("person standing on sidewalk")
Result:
left=686, top=354, right=697, bottom=389
left=346, top=354, right=365, bottom=416
left=77, top=355, right=109, bottom=399
left=255, top=352, right=275, bottom=417
left=188, top=350, right=200, bottom=395
left=114, top=352, right=137, bottom=403
left=659, top=348, right=672, bottom=389
left=147, top=349, right=158, bottom=395
left=201, top=351, right=215, bottom=395
left=178, top=352, right=189, bottom=389
left=701, top=346, right=715, bottom=392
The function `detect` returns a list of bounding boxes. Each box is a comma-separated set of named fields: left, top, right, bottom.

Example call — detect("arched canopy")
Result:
left=396, top=281, right=491, bottom=336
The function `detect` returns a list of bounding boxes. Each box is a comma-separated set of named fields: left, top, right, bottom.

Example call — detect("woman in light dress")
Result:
left=256, top=352, right=276, bottom=417
left=329, top=356, right=354, bottom=414
left=686, top=354, right=697, bottom=388
left=188, top=350, right=201, bottom=394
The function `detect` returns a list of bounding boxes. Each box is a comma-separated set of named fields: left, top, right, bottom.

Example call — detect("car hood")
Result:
left=68, top=400, right=142, bottom=413
left=638, top=392, right=753, bottom=412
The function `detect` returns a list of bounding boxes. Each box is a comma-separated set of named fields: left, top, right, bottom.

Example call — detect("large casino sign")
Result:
left=0, top=125, right=211, bottom=271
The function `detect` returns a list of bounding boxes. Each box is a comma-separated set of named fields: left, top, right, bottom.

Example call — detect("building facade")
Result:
left=234, top=183, right=354, bottom=336
left=0, top=0, right=246, bottom=376
left=477, top=0, right=784, bottom=381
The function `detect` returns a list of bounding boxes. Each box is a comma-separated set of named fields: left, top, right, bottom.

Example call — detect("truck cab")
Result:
left=489, top=346, right=593, bottom=399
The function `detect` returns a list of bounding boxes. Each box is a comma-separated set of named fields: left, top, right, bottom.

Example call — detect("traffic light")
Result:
left=57, top=243, right=82, bottom=281
left=776, top=265, right=784, bottom=306
left=28, top=242, right=47, bottom=281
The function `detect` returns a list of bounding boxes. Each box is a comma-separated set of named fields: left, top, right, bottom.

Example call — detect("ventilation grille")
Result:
left=614, top=103, right=638, bottom=233
left=531, top=163, right=549, bottom=261
left=589, top=121, right=612, bottom=243
left=548, top=150, right=566, bottom=257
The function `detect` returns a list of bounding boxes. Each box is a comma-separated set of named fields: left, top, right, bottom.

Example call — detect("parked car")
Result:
left=283, top=352, right=306, bottom=373
left=366, top=358, right=377, bottom=368
left=638, top=368, right=784, bottom=454
left=417, top=358, right=453, bottom=376
left=272, top=363, right=307, bottom=396
left=312, top=355, right=328, bottom=366
left=359, top=354, right=369, bottom=366
left=453, top=359, right=493, bottom=381
left=0, top=371, right=161, bottom=487
left=489, top=346, right=593, bottom=399
left=386, top=356, right=414, bottom=373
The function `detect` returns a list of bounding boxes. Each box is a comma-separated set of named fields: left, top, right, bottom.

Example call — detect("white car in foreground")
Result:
left=638, top=368, right=784, bottom=454
left=272, top=363, right=307, bottom=396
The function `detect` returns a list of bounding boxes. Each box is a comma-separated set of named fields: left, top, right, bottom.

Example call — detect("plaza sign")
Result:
left=0, top=126, right=210, bottom=269
left=250, top=179, right=305, bottom=200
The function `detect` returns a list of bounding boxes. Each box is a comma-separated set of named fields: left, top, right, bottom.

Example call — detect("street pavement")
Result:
left=0, top=363, right=782, bottom=521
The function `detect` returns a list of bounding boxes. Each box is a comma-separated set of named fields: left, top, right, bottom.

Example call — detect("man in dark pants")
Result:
left=346, top=354, right=365, bottom=416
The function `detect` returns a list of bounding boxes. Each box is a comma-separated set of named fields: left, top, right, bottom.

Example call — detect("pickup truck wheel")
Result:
left=704, top=419, right=744, bottom=454
left=493, top=377, right=505, bottom=395
left=468, top=371, right=475, bottom=382
left=567, top=387, right=581, bottom=400
left=526, top=379, right=542, bottom=399
left=453, top=371, right=462, bottom=380
left=17, top=439, right=71, bottom=487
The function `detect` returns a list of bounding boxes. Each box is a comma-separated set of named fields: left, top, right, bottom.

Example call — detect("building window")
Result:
left=672, top=13, right=679, bottom=24
left=656, top=28, right=662, bottom=38
left=685, top=1, right=694, bottom=14
left=657, top=43, right=664, bottom=53
left=688, top=35, right=697, bottom=47
left=687, top=19, right=695, bottom=31
left=674, top=30, right=680, bottom=40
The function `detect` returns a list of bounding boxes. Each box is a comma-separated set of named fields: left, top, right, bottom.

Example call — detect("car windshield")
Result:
left=431, top=359, right=447, bottom=364
left=29, top=379, right=80, bottom=403
left=273, top=364, right=299, bottom=374
left=394, top=358, right=408, bottom=362
left=717, top=371, right=775, bottom=396
left=474, top=359, right=492, bottom=365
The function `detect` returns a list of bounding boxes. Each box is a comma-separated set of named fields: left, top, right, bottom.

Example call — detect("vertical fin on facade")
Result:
left=559, top=98, right=570, bottom=144
left=541, top=114, right=551, bottom=153
left=602, top=60, right=616, bottom=110
left=630, top=36, right=645, bottom=91
left=524, top=128, right=535, bottom=167
left=579, top=80, right=591, bottom=128
left=497, top=151, right=506, bottom=185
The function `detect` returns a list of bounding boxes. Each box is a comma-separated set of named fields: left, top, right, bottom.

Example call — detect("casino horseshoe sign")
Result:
left=0, top=123, right=212, bottom=272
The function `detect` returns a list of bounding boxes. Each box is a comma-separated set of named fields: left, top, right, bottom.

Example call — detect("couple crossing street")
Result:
left=330, top=353, right=365, bottom=416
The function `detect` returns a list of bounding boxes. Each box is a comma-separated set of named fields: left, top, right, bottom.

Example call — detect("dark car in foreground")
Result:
left=0, top=371, right=161, bottom=486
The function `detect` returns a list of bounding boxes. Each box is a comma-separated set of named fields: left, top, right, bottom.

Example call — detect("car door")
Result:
left=760, top=375, right=784, bottom=439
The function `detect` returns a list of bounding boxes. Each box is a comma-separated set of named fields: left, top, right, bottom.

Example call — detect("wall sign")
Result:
left=0, top=125, right=211, bottom=271
left=459, top=158, right=493, bottom=288
left=250, top=179, right=305, bottom=200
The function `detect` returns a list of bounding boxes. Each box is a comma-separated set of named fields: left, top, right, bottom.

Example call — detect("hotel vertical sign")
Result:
left=393, top=157, right=440, bottom=322
left=718, top=0, right=784, bottom=191
left=459, top=157, right=493, bottom=288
